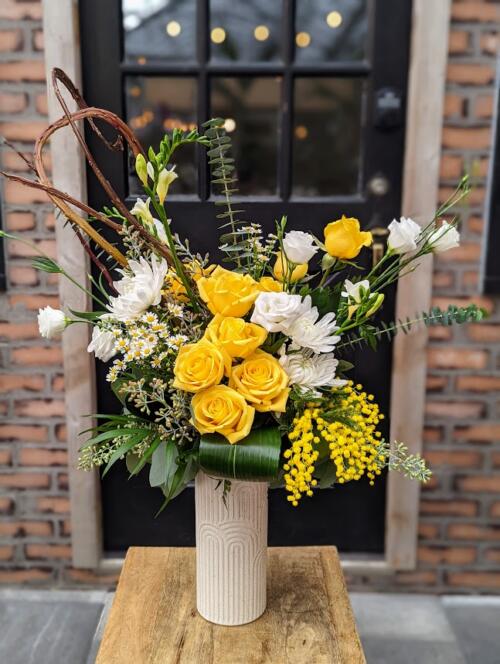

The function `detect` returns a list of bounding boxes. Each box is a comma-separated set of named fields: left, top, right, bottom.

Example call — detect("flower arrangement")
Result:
left=2, top=70, right=486, bottom=513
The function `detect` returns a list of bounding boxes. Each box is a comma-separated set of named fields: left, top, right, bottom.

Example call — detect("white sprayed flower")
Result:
left=387, top=216, right=421, bottom=254
left=146, top=161, right=155, bottom=181
left=135, top=154, right=148, bottom=186
left=152, top=218, right=168, bottom=244
left=428, top=221, right=460, bottom=253
left=283, top=230, right=317, bottom=264
left=286, top=305, right=340, bottom=354
left=37, top=306, right=67, bottom=339
left=130, top=197, right=154, bottom=226
left=341, top=279, right=370, bottom=303
left=279, top=349, right=346, bottom=395
left=157, top=166, right=178, bottom=204
left=250, top=291, right=309, bottom=333
left=87, top=326, right=117, bottom=362
left=108, top=255, right=169, bottom=321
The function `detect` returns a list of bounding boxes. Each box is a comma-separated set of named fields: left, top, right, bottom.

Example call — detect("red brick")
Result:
left=421, top=500, right=477, bottom=517
left=44, top=212, right=56, bottom=230
left=0, top=60, right=45, bottom=82
left=448, top=30, right=470, bottom=54
left=423, top=426, right=443, bottom=443
left=0, top=448, right=12, bottom=465
left=0, top=546, right=14, bottom=561
left=0, top=569, right=51, bottom=583
left=65, top=568, right=120, bottom=586
left=0, top=473, right=50, bottom=489
left=1, top=150, right=33, bottom=172
left=8, top=239, right=56, bottom=260
left=0, top=497, right=14, bottom=514
left=4, top=179, right=49, bottom=204
left=0, top=521, right=53, bottom=537
left=490, top=502, right=500, bottom=518
left=433, top=270, right=454, bottom=288
left=468, top=216, right=483, bottom=234
left=474, top=95, right=494, bottom=119
left=425, top=450, right=482, bottom=468
left=434, top=243, right=481, bottom=263
left=0, top=91, right=27, bottom=112
left=454, top=423, right=500, bottom=444
left=443, top=93, right=464, bottom=118
left=5, top=212, right=35, bottom=231
left=0, top=375, right=44, bottom=393
left=418, top=523, right=440, bottom=540
left=12, top=347, right=63, bottom=366
left=492, top=452, right=500, bottom=468
left=51, top=375, right=64, bottom=392
left=32, top=29, right=44, bottom=51
left=442, top=127, right=491, bottom=150
left=457, top=375, right=500, bottom=392
left=447, top=572, right=500, bottom=589
left=35, top=92, right=48, bottom=115
left=428, top=327, right=453, bottom=342
left=61, top=519, right=71, bottom=536
left=9, top=294, right=59, bottom=311
left=36, top=497, right=70, bottom=514
left=15, top=399, right=65, bottom=418
left=462, top=271, right=479, bottom=288
left=426, top=376, right=448, bottom=392
left=0, top=1, right=43, bottom=20
left=448, top=523, right=500, bottom=541
left=480, top=32, right=499, bottom=55
left=0, top=424, right=47, bottom=442
left=26, top=544, right=71, bottom=560
left=484, top=549, right=500, bottom=563
left=451, top=2, right=499, bottom=22
left=427, top=348, right=489, bottom=370
left=418, top=546, right=475, bottom=565
left=9, top=266, right=39, bottom=287
left=0, top=29, right=22, bottom=51
left=0, top=321, right=39, bottom=340
left=467, top=324, right=500, bottom=343
left=447, top=63, right=495, bottom=85
left=19, top=448, right=68, bottom=466
left=56, top=424, right=67, bottom=443
left=0, top=121, right=48, bottom=142
left=425, top=401, right=485, bottom=419
left=456, top=475, right=500, bottom=493
left=439, top=186, right=485, bottom=207
left=440, top=154, right=463, bottom=179
left=58, top=473, right=69, bottom=490
left=396, top=571, right=437, bottom=586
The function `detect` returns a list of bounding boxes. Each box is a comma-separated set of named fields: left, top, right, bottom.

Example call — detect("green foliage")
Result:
left=376, top=440, right=432, bottom=483
left=156, top=128, right=209, bottom=170
left=199, top=427, right=282, bottom=481
left=31, top=256, right=62, bottom=274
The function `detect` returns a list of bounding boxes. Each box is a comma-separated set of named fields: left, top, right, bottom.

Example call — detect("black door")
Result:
left=80, top=0, right=412, bottom=554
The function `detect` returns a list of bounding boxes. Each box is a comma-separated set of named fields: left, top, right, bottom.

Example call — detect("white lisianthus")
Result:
left=279, top=348, right=346, bottom=395
left=387, top=216, right=421, bottom=254
left=87, top=325, right=116, bottom=362
left=108, top=255, right=169, bottom=321
left=37, top=306, right=67, bottom=339
left=428, top=221, right=460, bottom=253
left=286, top=304, right=340, bottom=354
left=250, top=291, right=309, bottom=333
left=283, top=230, right=317, bottom=264
left=157, top=166, right=178, bottom=205
left=341, top=279, right=370, bottom=303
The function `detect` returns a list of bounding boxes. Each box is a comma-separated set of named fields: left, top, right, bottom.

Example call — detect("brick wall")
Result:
left=0, top=0, right=499, bottom=590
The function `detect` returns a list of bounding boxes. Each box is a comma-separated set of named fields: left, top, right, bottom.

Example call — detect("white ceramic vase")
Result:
left=195, top=471, right=268, bottom=625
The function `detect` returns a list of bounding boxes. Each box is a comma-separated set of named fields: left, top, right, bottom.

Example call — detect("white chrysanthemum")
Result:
left=341, top=279, right=370, bottom=303
left=250, top=291, right=309, bottom=333
left=387, top=216, right=421, bottom=254
left=108, top=255, right=169, bottom=321
left=87, top=325, right=116, bottom=362
left=428, top=221, right=460, bottom=253
left=37, top=306, right=67, bottom=339
left=283, top=230, right=317, bottom=264
left=279, top=349, right=346, bottom=395
left=286, top=305, right=340, bottom=354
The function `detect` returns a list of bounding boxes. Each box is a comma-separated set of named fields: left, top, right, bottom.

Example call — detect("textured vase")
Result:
left=195, top=471, right=268, bottom=625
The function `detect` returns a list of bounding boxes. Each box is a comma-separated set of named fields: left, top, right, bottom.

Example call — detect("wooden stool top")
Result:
left=96, top=546, right=366, bottom=664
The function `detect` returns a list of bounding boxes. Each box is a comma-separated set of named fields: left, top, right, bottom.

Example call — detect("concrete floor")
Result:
left=0, top=589, right=499, bottom=663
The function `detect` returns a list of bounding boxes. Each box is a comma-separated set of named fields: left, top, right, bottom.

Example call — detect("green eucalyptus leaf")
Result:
left=149, top=439, right=177, bottom=487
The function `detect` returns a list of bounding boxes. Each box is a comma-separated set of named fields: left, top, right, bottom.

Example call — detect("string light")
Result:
left=166, top=21, right=182, bottom=37
left=211, top=27, right=226, bottom=44
left=326, top=11, right=343, bottom=28
left=254, top=25, right=269, bottom=41
left=295, top=32, right=311, bottom=48
left=295, top=125, right=308, bottom=140
left=137, top=56, right=147, bottom=65
left=129, top=86, right=142, bottom=98
left=224, top=118, right=236, bottom=132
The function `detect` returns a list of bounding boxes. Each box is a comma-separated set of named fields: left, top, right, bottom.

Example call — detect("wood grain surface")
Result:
left=96, top=546, right=366, bottom=664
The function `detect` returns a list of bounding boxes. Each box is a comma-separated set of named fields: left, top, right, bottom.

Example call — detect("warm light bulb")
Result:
left=211, top=27, right=226, bottom=44
left=224, top=118, right=236, bottom=132
left=254, top=25, right=270, bottom=41
left=294, top=125, right=308, bottom=140
left=137, top=56, right=147, bottom=65
left=166, top=21, right=181, bottom=37
left=326, top=11, right=343, bottom=28
left=295, top=32, right=311, bottom=48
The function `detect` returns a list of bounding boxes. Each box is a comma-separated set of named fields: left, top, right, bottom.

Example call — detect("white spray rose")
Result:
left=428, top=221, right=460, bottom=253
left=282, top=230, right=317, bottom=264
left=341, top=279, right=370, bottom=303
left=279, top=348, right=346, bottom=396
left=37, top=306, right=67, bottom=339
left=387, top=216, right=421, bottom=254
left=87, top=325, right=116, bottom=362
left=108, top=255, right=169, bottom=321
left=250, top=292, right=309, bottom=333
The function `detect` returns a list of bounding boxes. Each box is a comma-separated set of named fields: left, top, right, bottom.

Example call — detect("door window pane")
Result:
left=210, top=1, right=282, bottom=62
left=122, top=0, right=196, bottom=62
left=211, top=77, right=281, bottom=195
left=295, top=0, right=368, bottom=63
left=293, top=78, right=363, bottom=196
left=125, top=77, right=197, bottom=195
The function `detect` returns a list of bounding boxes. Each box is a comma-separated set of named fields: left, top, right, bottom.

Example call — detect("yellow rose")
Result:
left=273, top=251, right=308, bottom=283
left=229, top=350, right=290, bottom=413
left=197, top=266, right=259, bottom=317
left=258, top=276, right=283, bottom=292
left=173, top=339, right=231, bottom=393
left=204, top=314, right=267, bottom=359
left=324, top=216, right=372, bottom=260
left=191, top=384, right=255, bottom=444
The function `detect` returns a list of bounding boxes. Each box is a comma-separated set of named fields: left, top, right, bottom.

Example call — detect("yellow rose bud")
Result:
left=258, top=276, right=283, bottom=292
left=229, top=349, right=290, bottom=413
left=191, top=384, right=255, bottom=444
left=204, top=313, right=267, bottom=359
left=324, top=215, right=372, bottom=260
left=197, top=266, right=259, bottom=317
left=157, top=167, right=178, bottom=204
left=135, top=153, right=148, bottom=186
left=273, top=251, right=308, bottom=283
left=173, top=339, right=231, bottom=393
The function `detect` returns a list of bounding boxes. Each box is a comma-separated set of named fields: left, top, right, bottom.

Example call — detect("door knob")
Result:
left=368, top=175, right=390, bottom=197
left=370, top=226, right=389, bottom=267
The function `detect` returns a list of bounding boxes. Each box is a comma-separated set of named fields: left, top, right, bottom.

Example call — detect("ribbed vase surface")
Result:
left=195, top=471, right=268, bottom=625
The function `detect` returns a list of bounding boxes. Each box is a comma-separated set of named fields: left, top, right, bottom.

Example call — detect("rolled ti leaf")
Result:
left=199, top=426, right=282, bottom=481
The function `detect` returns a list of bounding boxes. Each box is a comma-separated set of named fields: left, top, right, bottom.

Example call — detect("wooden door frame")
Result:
left=43, top=0, right=450, bottom=572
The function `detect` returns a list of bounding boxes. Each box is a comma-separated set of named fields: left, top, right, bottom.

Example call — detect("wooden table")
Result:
left=96, top=546, right=366, bottom=664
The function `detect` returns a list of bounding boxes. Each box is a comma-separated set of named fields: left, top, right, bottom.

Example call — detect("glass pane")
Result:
left=295, top=0, right=368, bottom=63
left=122, top=0, right=196, bottom=63
left=293, top=78, right=363, bottom=196
left=210, top=1, right=282, bottom=62
left=211, top=77, right=281, bottom=195
left=125, top=77, right=197, bottom=195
